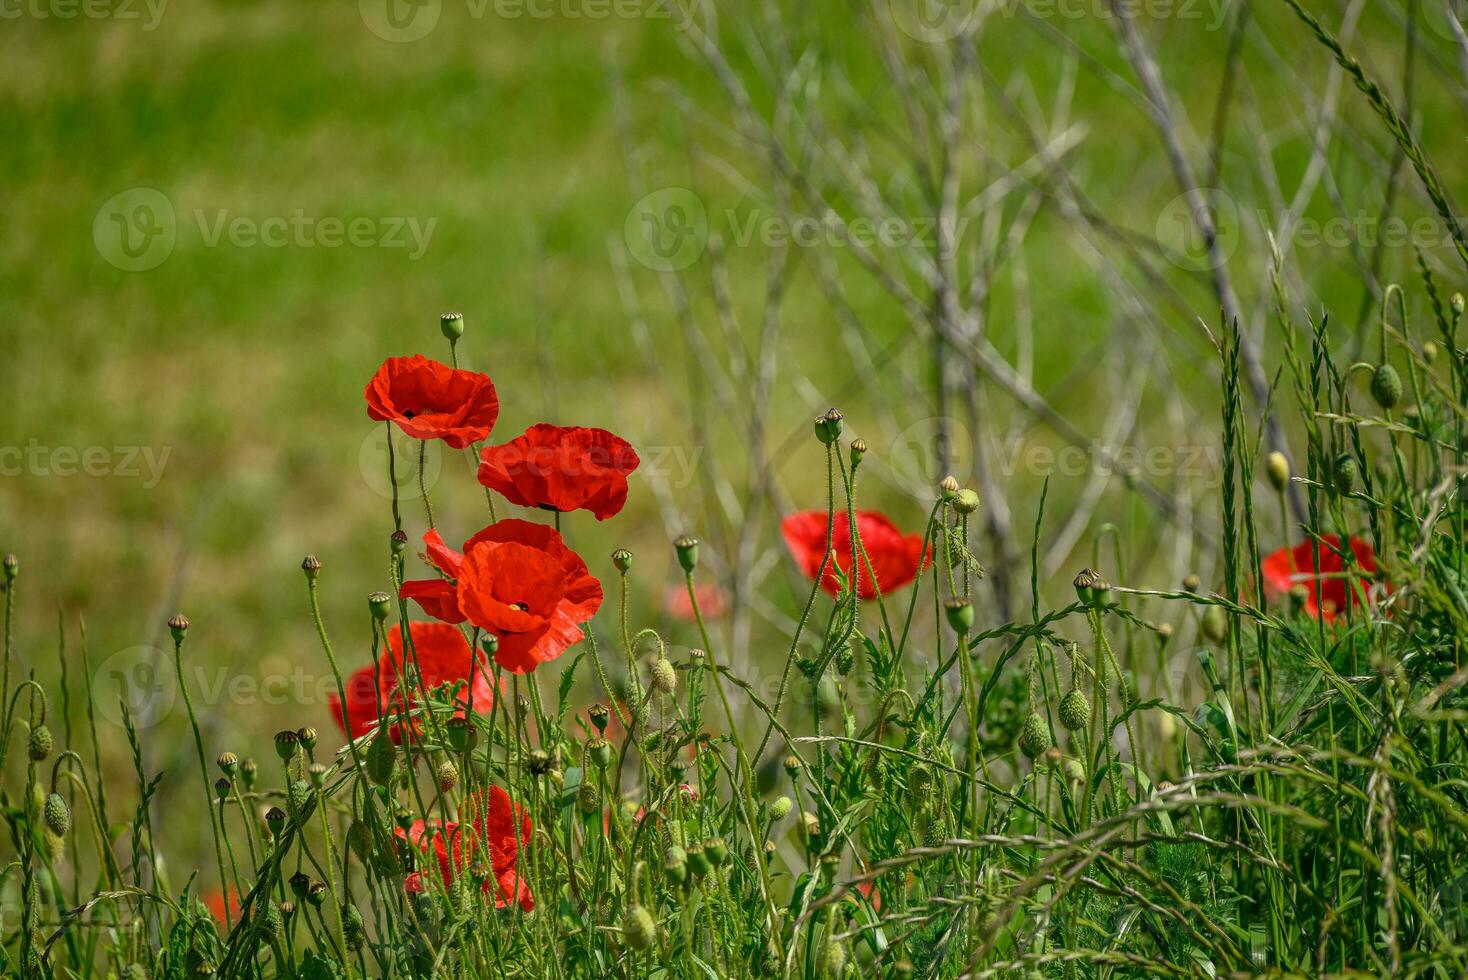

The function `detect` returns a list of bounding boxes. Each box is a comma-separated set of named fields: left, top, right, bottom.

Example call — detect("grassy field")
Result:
left=4, top=2, right=1468, bottom=973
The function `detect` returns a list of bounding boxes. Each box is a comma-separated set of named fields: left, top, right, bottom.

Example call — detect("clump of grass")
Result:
left=2, top=274, right=1466, bottom=978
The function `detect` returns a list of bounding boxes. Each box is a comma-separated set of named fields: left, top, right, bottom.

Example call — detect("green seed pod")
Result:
left=435, top=759, right=459, bottom=793
left=686, top=841, right=711, bottom=878
left=1333, top=453, right=1359, bottom=495
left=273, top=730, right=300, bottom=762
left=1058, top=689, right=1091, bottom=732
left=341, top=904, right=366, bottom=950
left=288, top=872, right=311, bottom=900
left=28, top=725, right=52, bottom=761
left=769, top=796, right=792, bottom=820
left=944, top=598, right=974, bottom=634
left=366, top=733, right=396, bottom=785
left=2, top=554, right=16, bottom=581
left=704, top=837, right=728, bottom=868
left=1018, top=713, right=1051, bottom=760
left=1073, top=568, right=1102, bottom=606
left=44, top=793, right=70, bottom=837
left=622, top=906, right=657, bottom=951
left=939, top=475, right=960, bottom=501
left=215, top=777, right=232, bottom=801
left=674, top=535, right=699, bottom=573
left=612, top=549, right=633, bottom=574
left=266, top=807, right=287, bottom=838
left=168, top=613, right=190, bottom=642
left=297, top=726, right=318, bottom=753
left=445, top=716, right=476, bottom=754
left=307, top=880, right=327, bottom=908
left=664, top=845, right=688, bottom=885
left=1371, top=363, right=1403, bottom=409
left=849, top=438, right=867, bottom=467
left=439, top=311, right=465, bottom=341
left=390, top=529, right=408, bottom=555
left=814, top=408, right=844, bottom=445
left=588, top=738, right=613, bottom=770
left=1423, top=341, right=1440, bottom=365
left=1117, top=671, right=1137, bottom=706
left=301, top=555, right=322, bottom=580
left=818, top=940, right=848, bottom=978
left=1266, top=451, right=1290, bottom=492
left=367, top=591, right=392, bottom=621
left=1201, top=604, right=1228, bottom=643
left=954, top=488, right=981, bottom=515
left=650, top=657, right=677, bottom=695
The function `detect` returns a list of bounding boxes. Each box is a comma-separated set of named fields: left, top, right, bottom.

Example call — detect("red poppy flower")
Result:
left=399, top=520, right=602, bottom=674
left=396, top=786, right=533, bottom=912
left=365, top=355, right=500, bottom=449
left=781, top=510, right=928, bottom=600
left=477, top=424, right=640, bottom=520
left=665, top=582, right=730, bottom=621
left=328, top=620, right=496, bottom=742
left=1260, top=534, right=1380, bottom=621
left=204, top=888, right=241, bottom=925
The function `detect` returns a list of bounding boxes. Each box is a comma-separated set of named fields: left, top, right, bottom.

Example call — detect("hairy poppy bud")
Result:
left=297, top=727, right=318, bottom=753
left=1423, top=341, right=1440, bottom=365
left=266, top=807, right=287, bottom=838
left=2, top=554, right=16, bottom=581
left=288, top=780, right=312, bottom=814
left=819, top=940, right=847, bottom=978
left=588, top=738, right=612, bottom=770
left=588, top=702, right=610, bottom=733
left=368, top=591, right=391, bottom=621
left=1018, top=713, right=1050, bottom=760
left=1058, top=689, right=1090, bottom=732
left=366, top=733, right=395, bottom=785
left=814, top=408, right=844, bottom=445
left=240, top=758, right=258, bottom=788
left=217, top=752, right=239, bottom=777
left=168, top=613, right=190, bottom=643
left=1201, top=605, right=1228, bottom=643
left=259, top=902, right=283, bottom=942
left=1371, top=364, right=1402, bottom=409
left=954, top=488, right=981, bottom=515
left=1332, top=453, right=1359, bottom=495
left=445, top=717, right=476, bottom=754
left=770, top=796, right=792, bottom=820
left=612, top=549, right=633, bottom=574
left=650, top=657, right=677, bottom=695
left=674, top=535, right=699, bottom=573
left=849, top=438, right=867, bottom=466
left=28, top=725, right=52, bottom=761
left=434, top=760, right=459, bottom=793
left=44, top=793, right=70, bottom=837
left=577, top=780, right=600, bottom=815
left=215, top=777, right=232, bottom=801
left=622, top=906, right=657, bottom=951
left=342, top=904, right=366, bottom=950
left=939, top=475, right=960, bottom=501
left=664, top=844, right=688, bottom=884
left=944, top=598, right=974, bottom=634
left=274, top=730, right=300, bottom=761
left=440, top=311, right=465, bottom=341
left=1266, top=452, right=1290, bottom=492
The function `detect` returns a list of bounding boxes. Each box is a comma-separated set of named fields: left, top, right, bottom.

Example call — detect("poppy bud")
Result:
left=1156, top=622, right=1174, bottom=640
left=28, top=725, right=52, bottom=761
left=944, top=598, right=974, bottom=634
left=288, top=780, right=312, bottom=814
left=674, top=535, right=699, bottom=573
left=1423, top=341, right=1440, bottom=365
left=435, top=759, right=459, bottom=792
left=622, top=906, right=657, bottom=951
left=650, top=657, right=677, bottom=695
left=704, top=836, right=728, bottom=867
left=1332, top=453, right=1359, bottom=495
left=1201, top=605, right=1228, bottom=643
left=686, top=841, right=711, bottom=877
left=814, top=408, right=844, bottom=445
left=1266, top=452, right=1290, bottom=492
left=342, top=904, right=366, bottom=950
left=168, top=613, right=190, bottom=643
left=366, top=733, right=395, bottom=785
left=273, top=730, right=300, bottom=761
left=1183, top=574, right=1201, bottom=593
left=612, top=549, right=633, bottom=573
left=954, top=488, right=980, bottom=515
left=1058, top=689, right=1090, bottom=732
left=44, top=793, right=70, bottom=837
left=849, top=438, right=867, bottom=466
left=769, top=796, right=792, bottom=821
left=664, top=844, right=688, bottom=884
left=390, top=529, right=408, bottom=555
left=297, top=727, right=318, bottom=753
left=1370, top=364, right=1403, bottom=409
left=909, top=764, right=932, bottom=795
left=440, top=311, right=465, bottom=341
left=215, top=777, right=232, bottom=801
left=259, top=902, right=283, bottom=942
left=240, top=758, right=258, bottom=788
left=1018, top=713, right=1050, bottom=760
left=217, top=752, right=239, bottom=778
left=266, top=807, right=287, bottom=837
left=367, top=591, right=391, bottom=621
left=1073, top=568, right=1102, bottom=606
left=1117, top=670, right=1136, bottom=706
left=445, top=716, right=476, bottom=753
left=939, top=475, right=960, bottom=501
left=2, top=554, right=16, bottom=581
left=588, top=738, right=613, bottom=770
left=588, top=702, right=610, bottom=733
left=818, top=940, right=847, bottom=979
left=577, top=780, right=600, bottom=815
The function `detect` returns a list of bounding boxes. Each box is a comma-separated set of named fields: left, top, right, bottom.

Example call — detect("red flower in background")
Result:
left=365, top=355, right=500, bottom=449
left=477, top=424, right=640, bottom=520
left=665, top=582, right=730, bottom=621
left=781, top=510, right=927, bottom=600
left=328, top=621, right=496, bottom=741
left=204, top=888, right=241, bottom=925
left=1261, top=534, right=1381, bottom=621
left=399, top=520, right=602, bottom=674
left=397, top=786, right=533, bottom=911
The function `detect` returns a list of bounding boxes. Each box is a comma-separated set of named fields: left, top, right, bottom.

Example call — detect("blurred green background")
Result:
left=1, top=0, right=1463, bottom=818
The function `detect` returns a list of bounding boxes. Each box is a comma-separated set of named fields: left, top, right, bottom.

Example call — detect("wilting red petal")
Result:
left=366, top=355, right=499, bottom=449
left=1261, top=534, right=1380, bottom=621
left=477, top=423, right=640, bottom=520
left=781, top=510, right=927, bottom=600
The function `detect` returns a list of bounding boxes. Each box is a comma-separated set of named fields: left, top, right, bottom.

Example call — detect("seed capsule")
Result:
left=28, top=725, right=52, bottom=761
left=368, top=592, right=392, bottom=621
left=440, top=311, right=465, bottom=340
left=814, top=407, right=844, bottom=445
left=217, top=752, right=239, bottom=777
left=2, top=554, right=16, bottom=581
left=1058, top=689, right=1091, bottom=732
left=939, top=475, right=960, bottom=501
left=674, top=535, right=699, bottom=573
left=273, top=730, right=300, bottom=761
left=612, top=549, right=633, bottom=573
left=944, top=598, right=974, bottom=634
left=44, top=793, right=70, bottom=837
left=849, top=439, right=867, bottom=466
left=168, top=613, right=190, bottom=642
left=1018, top=713, right=1051, bottom=760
